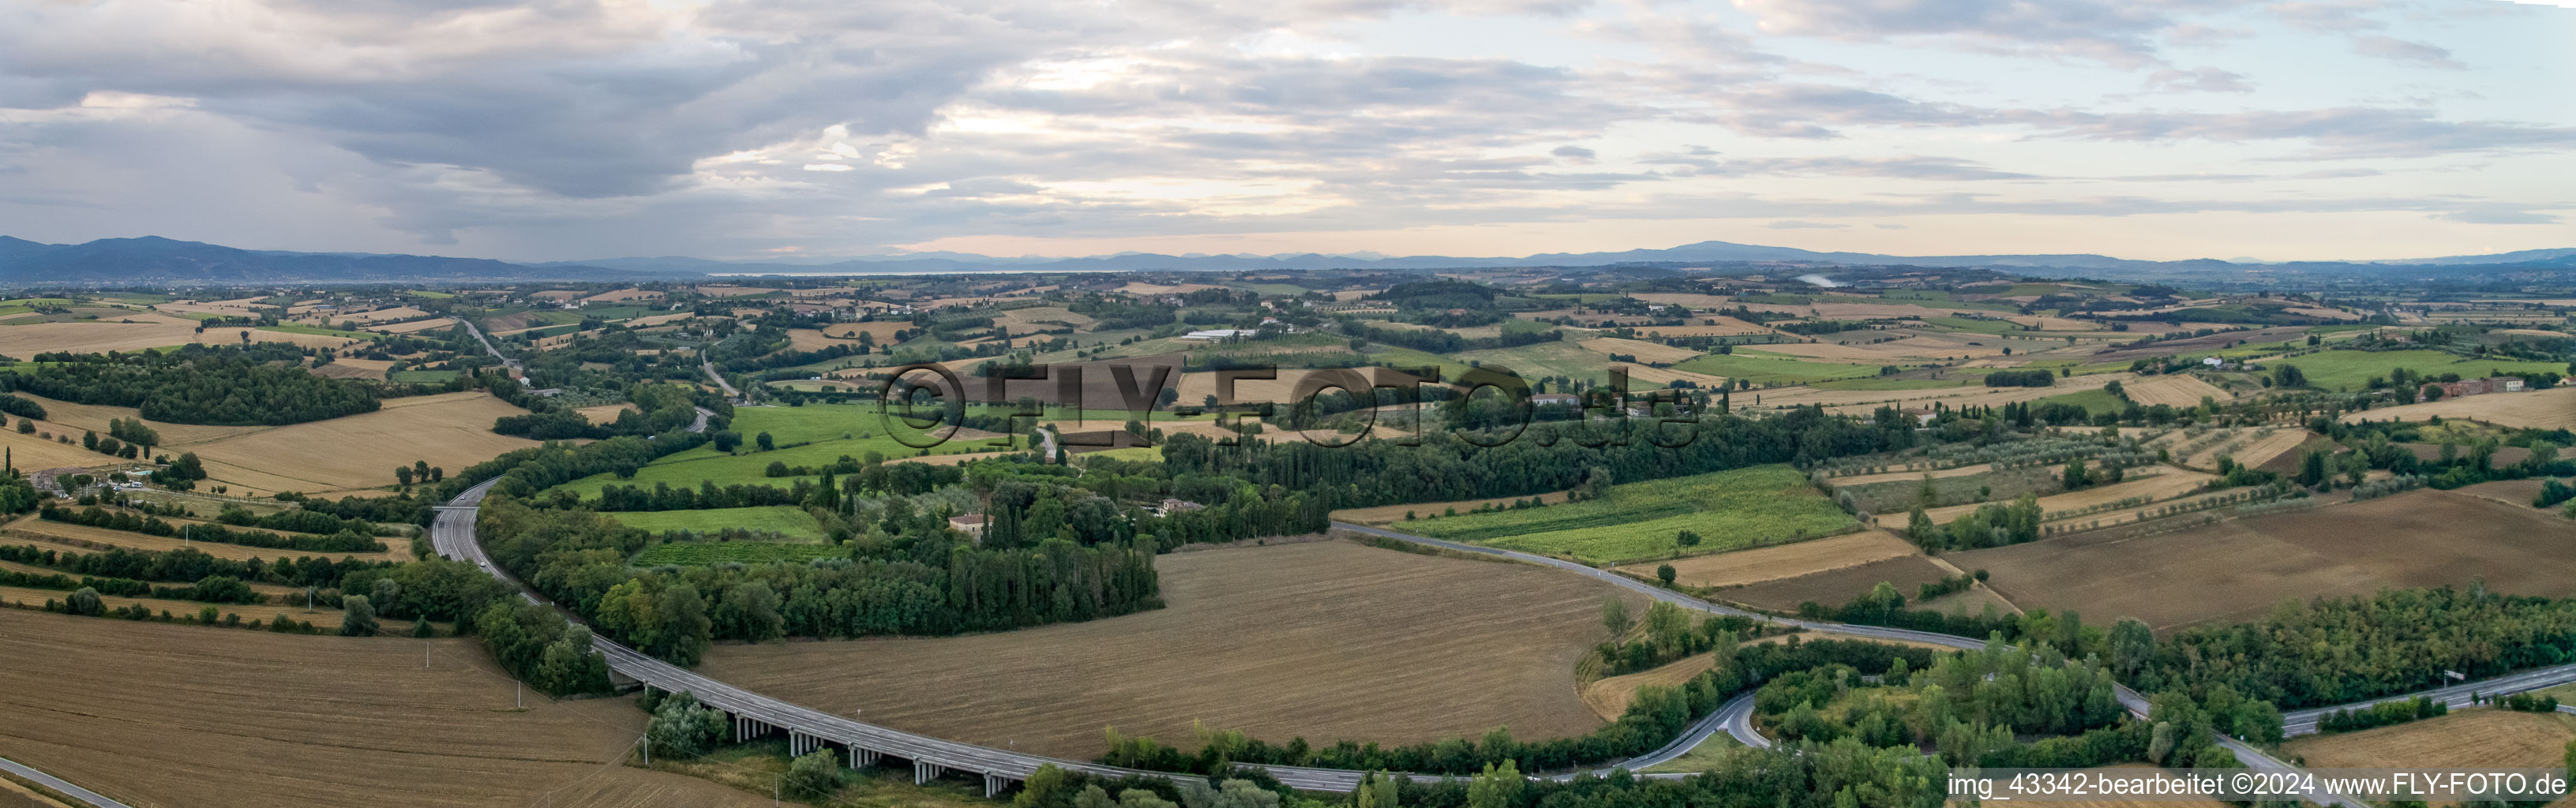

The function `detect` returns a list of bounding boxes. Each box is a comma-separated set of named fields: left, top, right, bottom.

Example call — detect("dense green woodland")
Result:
left=0, top=346, right=424, bottom=425
left=2127, top=585, right=2576, bottom=709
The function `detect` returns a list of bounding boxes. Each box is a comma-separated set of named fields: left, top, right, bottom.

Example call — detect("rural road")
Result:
left=2279, top=661, right=2576, bottom=735
left=688, top=406, right=715, bottom=433
left=421, top=482, right=2563, bottom=802
left=702, top=357, right=741, bottom=400
left=451, top=316, right=522, bottom=373
left=0, top=755, right=133, bottom=808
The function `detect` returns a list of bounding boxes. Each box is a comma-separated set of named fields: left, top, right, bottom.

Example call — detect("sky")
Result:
left=0, top=0, right=2570, bottom=264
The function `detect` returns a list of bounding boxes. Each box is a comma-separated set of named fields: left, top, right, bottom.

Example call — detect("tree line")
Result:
left=40, top=504, right=386, bottom=553
left=0, top=347, right=385, bottom=425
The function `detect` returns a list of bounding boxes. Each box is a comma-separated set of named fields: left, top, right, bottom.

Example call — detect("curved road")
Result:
left=422, top=483, right=2570, bottom=802
left=0, top=757, right=131, bottom=808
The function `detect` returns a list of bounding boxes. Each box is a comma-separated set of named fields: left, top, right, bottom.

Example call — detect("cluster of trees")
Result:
left=1757, top=641, right=2132, bottom=759
left=1160, top=406, right=1915, bottom=514
left=1904, top=494, right=2043, bottom=550
left=475, top=497, right=1163, bottom=666
left=474, top=598, right=614, bottom=696
left=2315, top=695, right=2446, bottom=733
left=0, top=542, right=397, bottom=593
left=0, top=393, right=44, bottom=420
left=493, top=382, right=716, bottom=440
left=1982, top=369, right=2057, bottom=387
left=0, top=565, right=261, bottom=604
left=0, top=349, right=383, bottom=425
left=145, top=452, right=208, bottom=489
left=212, top=505, right=386, bottom=536
left=1595, top=599, right=1757, bottom=675
left=1339, top=319, right=1560, bottom=354
left=2488, top=691, right=2563, bottom=713
left=1101, top=638, right=1936, bottom=777
left=2126, top=585, right=2576, bottom=709
left=39, top=504, right=386, bottom=553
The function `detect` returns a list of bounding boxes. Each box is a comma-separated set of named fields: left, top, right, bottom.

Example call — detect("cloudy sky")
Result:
left=1, top=0, right=2569, bottom=264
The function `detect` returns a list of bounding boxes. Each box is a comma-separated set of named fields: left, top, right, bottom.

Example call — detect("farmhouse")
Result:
left=947, top=514, right=988, bottom=539
left=1156, top=498, right=1206, bottom=517
left=2427, top=376, right=2525, bottom=398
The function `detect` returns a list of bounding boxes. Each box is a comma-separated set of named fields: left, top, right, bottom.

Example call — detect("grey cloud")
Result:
left=2146, top=67, right=2253, bottom=93
left=1551, top=145, right=1597, bottom=159
left=1768, top=220, right=1846, bottom=229
left=1646, top=154, right=2035, bottom=181
left=2352, top=36, right=2462, bottom=68
left=2431, top=207, right=2560, bottom=225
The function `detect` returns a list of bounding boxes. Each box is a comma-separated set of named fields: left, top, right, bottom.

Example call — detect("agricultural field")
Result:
left=2253, top=349, right=2567, bottom=391
left=172, top=392, right=547, bottom=495
left=1674, top=353, right=1879, bottom=384
left=1870, top=467, right=2214, bottom=529
left=3, top=513, right=411, bottom=563
left=696, top=540, right=1645, bottom=758
left=2281, top=709, right=2576, bottom=770
left=0, top=609, right=767, bottom=808
left=1608, top=529, right=1921, bottom=589
left=1720, top=554, right=1963, bottom=613
left=1393, top=464, right=1859, bottom=564
left=606, top=506, right=825, bottom=540
left=2338, top=385, right=2576, bottom=430
left=1954, top=489, right=2576, bottom=632
left=1582, top=652, right=1715, bottom=720
left=2120, top=374, right=2231, bottom=408
left=1330, top=488, right=1573, bottom=526
left=0, top=312, right=203, bottom=355
left=2032, top=387, right=2128, bottom=417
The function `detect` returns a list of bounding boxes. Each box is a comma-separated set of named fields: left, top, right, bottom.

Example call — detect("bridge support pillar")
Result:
left=789, top=730, right=810, bottom=756
left=849, top=747, right=879, bottom=769
left=985, top=774, right=1011, bottom=799
left=913, top=761, right=943, bottom=784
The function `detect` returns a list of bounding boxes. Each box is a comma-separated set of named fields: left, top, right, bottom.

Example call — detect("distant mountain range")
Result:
left=1, top=234, right=2570, bottom=285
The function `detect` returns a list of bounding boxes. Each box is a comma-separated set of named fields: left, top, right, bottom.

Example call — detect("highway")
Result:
left=2281, top=661, right=2576, bottom=735
left=702, top=357, right=741, bottom=399
left=452, top=316, right=523, bottom=374
left=0, top=755, right=133, bottom=808
left=418, top=484, right=2574, bottom=802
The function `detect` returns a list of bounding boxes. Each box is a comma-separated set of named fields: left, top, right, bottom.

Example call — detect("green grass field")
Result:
left=1919, top=316, right=2029, bottom=335
left=633, top=541, right=846, bottom=567
left=1456, top=340, right=1629, bottom=382
left=2035, top=387, right=2128, bottom=417
left=608, top=506, right=825, bottom=539
left=1675, top=353, right=1880, bottom=384
left=388, top=369, right=462, bottom=383
left=546, top=403, right=1021, bottom=498
left=2259, top=349, right=2569, bottom=391
left=1395, top=464, right=1859, bottom=564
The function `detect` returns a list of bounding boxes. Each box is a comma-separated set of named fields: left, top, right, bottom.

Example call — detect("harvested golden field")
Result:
left=16, top=393, right=268, bottom=444
left=2282, top=709, right=2576, bottom=769
left=371, top=317, right=458, bottom=335
left=583, top=287, right=665, bottom=302
left=0, top=314, right=201, bottom=355
left=577, top=404, right=639, bottom=425
left=1583, top=653, right=1715, bottom=720
left=2121, top=374, right=2230, bottom=408
left=311, top=357, right=395, bottom=380
left=1118, top=282, right=1222, bottom=295
left=1954, top=489, right=2576, bottom=632
left=1751, top=372, right=2134, bottom=416
left=1577, top=337, right=1704, bottom=365
left=995, top=306, right=1097, bottom=331
left=1330, top=490, right=1573, bottom=526
left=0, top=608, right=767, bottom=808
left=170, top=392, right=546, bottom=494
left=1614, top=364, right=1732, bottom=388
left=190, top=326, right=368, bottom=350
left=1614, top=529, right=1922, bottom=589
left=698, top=540, right=1645, bottom=758
left=0, top=425, right=123, bottom=471
left=2166, top=427, right=2310, bottom=471
left=1872, top=468, right=2213, bottom=529
left=2339, top=386, right=2576, bottom=431
left=1721, top=554, right=1956, bottom=612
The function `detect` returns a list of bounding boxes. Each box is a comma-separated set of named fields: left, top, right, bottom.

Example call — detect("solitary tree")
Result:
left=1656, top=563, right=1678, bottom=587
left=394, top=466, right=414, bottom=487
left=784, top=748, right=843, bottom=799
left=340, top=594, right=380, bottom=637
left=756, top=432, right=775, bottom=451
left=66, top=586, right=103, bottom=617
left=1600, top=596, right=1632, bottom=638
